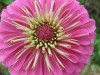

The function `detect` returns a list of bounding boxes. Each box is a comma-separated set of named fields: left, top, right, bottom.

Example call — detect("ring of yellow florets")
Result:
left=22, top=16, right=63, bottom=53
left=11, top=12, right=65, bottom=54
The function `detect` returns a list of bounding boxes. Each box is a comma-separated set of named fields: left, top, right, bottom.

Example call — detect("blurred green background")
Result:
left=0, top=0, right=100, bottom=75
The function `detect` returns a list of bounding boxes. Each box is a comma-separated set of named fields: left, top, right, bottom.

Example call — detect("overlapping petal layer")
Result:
left=0, top=0, right=96, bottom=75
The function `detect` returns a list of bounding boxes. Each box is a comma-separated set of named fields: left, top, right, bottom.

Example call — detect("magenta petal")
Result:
left=27, top=68, right=35, bottom=75
left=71, top=29, right=89, bottom=38
left=67, top=54, right=78, bottom=63
left=3, top=53, right=16, bottom=67
left=49, top=56, right=63, bottom=75
left=9, top=67, right=19, bottom=75
left=22, top=52, right=36, bottom=70
left=0, top=40, right=7, bottom=49
left=35, top=52, right=43, bottom=75
left=81, top=19, right=96, bottom=33
left=83, top=44, right=94, bottom=55
left=44, top=60, right=53, bottom=75
left=77, top=35, right=91, bottom=45
left=0, top=21, right=22, bottom=33
left=59, top=58, right=75, bottom=74
left=12, top=49, right=30, bottom=71
left=74, top=63, right=85, bottom=73
left=0, top=50, right=6, bottom=62
left=17, top=68, right=27, bottom=75
left=78, top=54, right=89, bottom=64
left=4, top=42, right=24, bottom=54
left=89, top=32, right=96, bottom=43
left=71, top=46, right=85, bottom=54
left=6, top=0, right=25, bottom=16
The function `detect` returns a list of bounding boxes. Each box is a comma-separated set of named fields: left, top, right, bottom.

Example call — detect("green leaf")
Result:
left=0, top=0, right=13, bottom=5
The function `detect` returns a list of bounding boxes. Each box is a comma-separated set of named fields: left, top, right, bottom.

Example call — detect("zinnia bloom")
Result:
left=0, top=0, right=96, bottom=75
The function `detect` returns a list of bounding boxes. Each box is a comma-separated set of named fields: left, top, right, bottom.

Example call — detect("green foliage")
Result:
left=0, top=0, right=13, bottom=5
left=80, top=0, right=100, bottom=26
left=92, top=28, right=100, bottom=66
left=79, top=0, right=87, bottom=4
left=0, top=63, right=9, bottom=75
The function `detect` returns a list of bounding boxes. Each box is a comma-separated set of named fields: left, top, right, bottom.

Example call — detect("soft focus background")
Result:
left=0, top=0, right=100, bottom=75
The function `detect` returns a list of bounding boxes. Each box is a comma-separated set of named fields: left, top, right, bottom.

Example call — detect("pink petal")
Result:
left=71, top=29, right=89, bottom=38
left=57, top=55, right=75, bottom=74
left=35, top=52, right=43, bottom=75
left=80, top=19, right=96, bottom=33
left=74, top=63, right=85, bottom=73
left=27, top=68, right=35, bottom=75
left=0, top=50, right=6, bottom=62
left=48, top=55, right=63, bottom=75
left=83, top=44, right=94, bottom=55
left=6, top=0, right=25, bottom=16
left=18, top=68, right=27, bottom=75
left=0, top=40, right=7, bottom=49
left=44, top=60, right=53, bottom=75
left=9, top=67, right=19, bottom=75
left=89, top=32, right=96, bottom=43
left=4, top=42, right=24, bottom=54
left=22, top=50, right=37, bottom=70
left=67, top=54, right=78, bottom=63
left=12, top=49, right=30, bottom=71
left=75, top=35, right=91, bottom=45
left=3, top=53, right=16, bottom=67
left=71, top=46, right=85, bottom=54
left=1, top=20, right=22, bottom=33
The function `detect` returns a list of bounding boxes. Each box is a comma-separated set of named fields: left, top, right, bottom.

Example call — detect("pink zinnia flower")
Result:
left=0, top=0, right=96, bottom=75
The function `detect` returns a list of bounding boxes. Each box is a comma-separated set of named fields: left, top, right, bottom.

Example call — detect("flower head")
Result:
left=0, top=0, right=96, bottom=75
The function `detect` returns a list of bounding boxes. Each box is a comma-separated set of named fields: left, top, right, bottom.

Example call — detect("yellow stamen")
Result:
left=12, top=21, right=31, bottom=31
left=33, top=0, right=40, bottom=17
left=49, top=0, right=55, bottom=14
left=55, top=3, right=67, bottom=18
left=65, top=21, right=79, bottom=31
left=58, top=43, right=71, bottom=49
left=55, top=54, right=65, bottom=68
left=22, top=6, right=33, bottom=17
left=32, top=50, right=40, bottom=69
left=54, top=48, right=68, bottom=56
left=45, top=53, right=52, bottom=72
